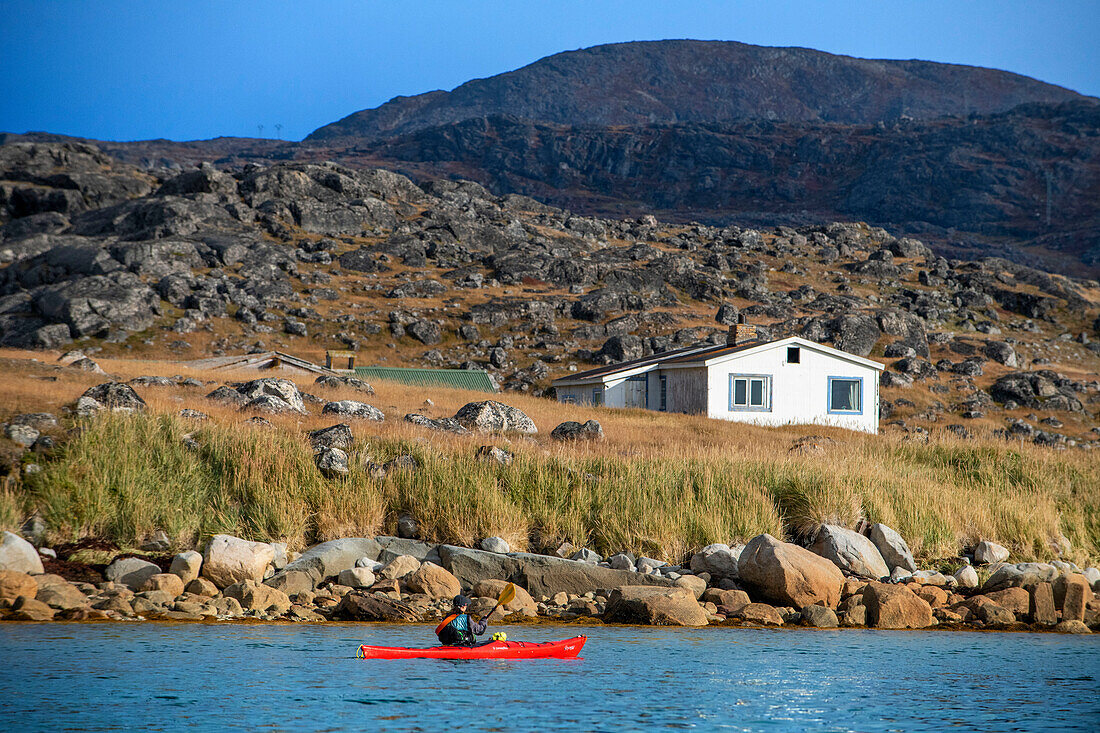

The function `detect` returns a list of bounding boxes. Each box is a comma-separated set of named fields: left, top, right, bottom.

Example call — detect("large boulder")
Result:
left=232, top=378, right=306, bottom=414
left=1058, top=573, right=1091, bottom=623
left=867, top=523, right=917, bottom=573
left=272, top=537, right=382, bottom=586
left=139, top=573, right=185, bottom=598
left=104, top=556, right=160, bottom=590
left=202, top=534, right=276, bottom=589
left=34, top=576, right=89, bottom=611
left=379, top=554, right=421, bottom=580
left=314, top=446, right=349, bottom=478
left=307, top=423, right=353, bottom=451
left=454, top=401, right=537, bottom=434
left=738, top=534, right=844, bottom=609
left=333, top=592, right=420, bottom=621
left=862, top=583, right=933, bottom=629
left=223, top=579, right=291, bottom=615
left=169, top=551, right=203, bottom=585
left=983, top=563, right=1059, bottom=592
left=603, top=586, right=708, bottom=626
left=404, top=562, right=461, bottom=599
left=0, top=570, right=38, bottom=602
left=75, top=382, right=147, bottom=415
left=811, top=525, right=890, bottom=579
left=0, top=531, right=44, bottom=574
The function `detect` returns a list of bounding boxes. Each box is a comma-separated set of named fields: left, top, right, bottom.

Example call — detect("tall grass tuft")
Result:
left=13, top=410, right=1100, bottom=565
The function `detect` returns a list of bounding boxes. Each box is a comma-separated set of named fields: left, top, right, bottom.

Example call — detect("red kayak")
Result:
left=356, top=636, right=586, bottom=660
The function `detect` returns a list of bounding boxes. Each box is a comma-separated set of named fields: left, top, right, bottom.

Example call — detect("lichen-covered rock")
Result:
left=75, top=382, right=147, bottom=415
left=404, top=413, right=469, bottom=434
left=550, top=420, right=603, bottom=441
left=321, top=400, right=384, bottom=421
left=308, top=423, right=353, bottom=451
left=454, top=401, right=537, bottom=434
left=314, top=446, right=349, bottom=478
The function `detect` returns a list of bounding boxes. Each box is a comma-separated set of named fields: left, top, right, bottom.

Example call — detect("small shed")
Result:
left=552, top=323, right=884, bottom=433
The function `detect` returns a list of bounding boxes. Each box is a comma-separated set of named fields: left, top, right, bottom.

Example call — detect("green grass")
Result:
left=15, top=412, right=1100, bottom=566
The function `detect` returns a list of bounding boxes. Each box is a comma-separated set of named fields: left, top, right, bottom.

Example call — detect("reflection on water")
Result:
left=1, top=623, right=1098, bottom=732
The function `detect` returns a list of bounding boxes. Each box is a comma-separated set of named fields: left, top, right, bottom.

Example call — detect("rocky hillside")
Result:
left=307, top=40, right=1087, bottom=140
left=1, top=141, right=1098, bottom=448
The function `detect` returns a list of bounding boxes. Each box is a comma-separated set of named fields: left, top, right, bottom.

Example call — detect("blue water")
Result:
left=1, top=623, right=1097, bottom=732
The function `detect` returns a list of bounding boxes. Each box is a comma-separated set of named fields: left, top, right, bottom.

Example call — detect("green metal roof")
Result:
left=353, top=366, right=497, bottom=393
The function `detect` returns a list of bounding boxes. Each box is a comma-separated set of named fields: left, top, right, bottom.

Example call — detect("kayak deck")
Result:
left=357, top=635, right=586, bottom=660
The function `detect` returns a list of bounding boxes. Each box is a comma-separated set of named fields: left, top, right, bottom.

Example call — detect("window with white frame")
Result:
left=729, top=374, right=770, bottom=411
left=828, top=377, right=862, bottom=414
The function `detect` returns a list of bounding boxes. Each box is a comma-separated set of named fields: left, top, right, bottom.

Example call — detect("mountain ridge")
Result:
left=307, top=40, right=1090, bottom=140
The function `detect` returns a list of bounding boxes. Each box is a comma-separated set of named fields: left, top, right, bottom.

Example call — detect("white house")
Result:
left=552, top=320, right=885, bottom=433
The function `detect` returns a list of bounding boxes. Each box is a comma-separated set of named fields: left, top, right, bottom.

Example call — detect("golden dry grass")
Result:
left=1, top=349, right=1097, bottom=566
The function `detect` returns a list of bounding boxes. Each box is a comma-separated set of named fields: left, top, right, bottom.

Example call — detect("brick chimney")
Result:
left=728, top=314, right=758, bottom=346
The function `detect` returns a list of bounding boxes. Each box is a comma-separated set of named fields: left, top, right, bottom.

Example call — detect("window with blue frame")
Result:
left=729, top=374, right=770, bottom=411
left=828, top=377, right=862, bottom=414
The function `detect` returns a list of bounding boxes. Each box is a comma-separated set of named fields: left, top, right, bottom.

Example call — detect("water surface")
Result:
left=1, top=623, right=1097, bottom=732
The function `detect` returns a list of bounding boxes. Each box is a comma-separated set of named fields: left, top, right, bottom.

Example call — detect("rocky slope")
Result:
left=1, top=141, right=1098, bottom=446
left=307, top=40, right=1087, bottom=140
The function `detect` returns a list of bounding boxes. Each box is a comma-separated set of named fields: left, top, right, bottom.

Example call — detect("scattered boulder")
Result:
left=202, top=534, right=276, bottom=588
left=974, top=540, right=1010, bottom=565
left=738, top=534, right=844, bottom=609
left=337, top=567, right=376, bottom=589
left=810, top=524, right=890, bottom=579
left=1028, top=582, right=1057, bottom=625
left=404, top=413, right=468, bottom=434
left=314, top=446, right=349, bottom=478
left=321, top=400, right=384, bottom=421
left=550, top=420, right=603, bottom=441
left=223, top=579, right=291, bottom=615
left=862, top=583, right=934, bottom=629
left=454, top=401, right=537, bottom=434
left=139, top=573, right=185, bottom=598
left=11, top=596, right=55, bottom=621
left=475, top=445, right=513, bottom=466
left=689, top=543, right=742, bottom=579
left=5, top=423, right=40, bottom=448
left=674, top=575, right=707, bottom=599
left=275, top=537, right=382, bottom=586
left=75, top=382, right=147, bottom=414
left=800, top=604, right=839, bottom=628
left=379, top=554, right=421, bottom=580
left=314, top=375, right=374, bottom=394
left=233, top=378, right=306, bottom=413
left=734, top=602, right=784, bottom=626
left=104, top=557, right=159, bottom=590
left=404, top=562, right=461, bottom=598
left=0, top=531, right=44, bottom=574
left=334, top=592, right=420, bottom=621
left=480, top=537, right=510, bottom=554
left=186, top=578, right=219, bottom=597
left=953, top=565, right=979, bottom=589
left=1058, top=573, right=1091, bottom=623
left=982, top=563, right=1060, bottom=592
left=603, top=586, right=708, bottom=626
left=867, top=523, right=917, bottom=573
left=169, top=551, right=203, bottom=584
left=0, top=570, right=38, bottom=602
left=308, top=423, right=353, bottom=451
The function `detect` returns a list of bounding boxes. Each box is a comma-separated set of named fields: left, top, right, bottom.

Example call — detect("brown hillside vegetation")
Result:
left=1, top=350, right=1096, bottom=567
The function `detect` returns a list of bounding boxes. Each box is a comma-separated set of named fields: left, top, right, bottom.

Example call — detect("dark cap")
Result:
left=453, top=594, right=471, bottom=609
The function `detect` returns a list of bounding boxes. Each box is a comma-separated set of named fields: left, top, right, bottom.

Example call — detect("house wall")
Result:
left=702, top=344, right=880, bottom=432
left=664, top=367, right=708, bottom=414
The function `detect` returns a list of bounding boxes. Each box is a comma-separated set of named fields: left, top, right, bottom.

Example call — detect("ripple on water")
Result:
left=1, top=625, right=1098, bottom=732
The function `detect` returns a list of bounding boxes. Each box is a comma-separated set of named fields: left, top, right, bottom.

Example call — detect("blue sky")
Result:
left=2, top=0, right=1098, bottom=142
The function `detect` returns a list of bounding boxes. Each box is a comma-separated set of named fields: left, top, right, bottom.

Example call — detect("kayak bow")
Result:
left=356, top=635, right=586, bottom=660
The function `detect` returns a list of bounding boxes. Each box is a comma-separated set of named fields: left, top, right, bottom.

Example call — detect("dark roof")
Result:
left=354, top=366, right=496, bottom=393
left=660, top=339, right=773, bottom=364
left=553, top=342, right=741, bottom=383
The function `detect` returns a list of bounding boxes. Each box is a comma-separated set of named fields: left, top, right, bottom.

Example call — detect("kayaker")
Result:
left=435, top=594, right=489, bottom=646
